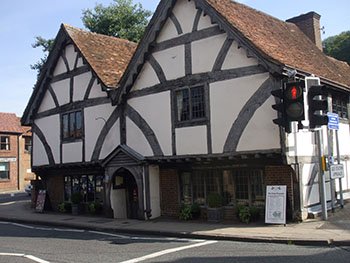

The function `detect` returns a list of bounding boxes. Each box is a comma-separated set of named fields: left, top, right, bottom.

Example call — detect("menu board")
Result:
left=35, top=190, right=47, bottom=213
left=265, top=185, right=287, bottom=224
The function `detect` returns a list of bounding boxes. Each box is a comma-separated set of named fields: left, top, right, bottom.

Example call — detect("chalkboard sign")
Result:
left=35, top=190, right=47, bottom=213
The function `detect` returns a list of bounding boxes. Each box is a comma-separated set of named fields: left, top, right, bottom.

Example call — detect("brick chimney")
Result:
left=286, top=12, right=323, bottom=50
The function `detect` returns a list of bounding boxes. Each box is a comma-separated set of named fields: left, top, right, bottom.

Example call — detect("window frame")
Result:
left=0, top=162, right=10, bottom=180
left=331, top=91, right=349, bottom=120
left=24, top=136, right=32, bottom=153
left=61, top=110, right=84, bottom=142
left=173, top=84, right=208, bottom=128
left=0, top=136, right=10, bottom=151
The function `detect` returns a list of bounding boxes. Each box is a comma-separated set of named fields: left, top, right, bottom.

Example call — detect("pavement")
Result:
left=0, top=193, right=349, bottom=247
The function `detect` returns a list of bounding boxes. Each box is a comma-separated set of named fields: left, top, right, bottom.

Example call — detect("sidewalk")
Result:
left=0, top=197, right=349, bottom=246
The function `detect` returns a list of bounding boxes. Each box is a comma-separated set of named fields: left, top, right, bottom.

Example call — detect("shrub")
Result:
left=58, top=202, right=72, bottom=213
left=207, top=193, right=223, bottom=208
left=71, top=192, right=83, bottom=205
left=237, top=205, right=261, bottom=224
left=179, top=204, right=192, bottom=220
left=88, top=202, right=102, bottom=214
left=191, top=203, right=201, bottom=219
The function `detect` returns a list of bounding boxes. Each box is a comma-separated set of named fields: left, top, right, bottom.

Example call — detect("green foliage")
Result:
left=82, top=0, right=152, bottom=42
left=237, top=205, right=261, bottom=224
left=88, top=202, right=102, bottom=214
left=207, top=193, right=223, bottom=208
left=179, top=204, right=192, bottom=221
left=58, top=202, right=72, bottom=213
left=323, top=31, right=350, bottom=64
left=30, top=37, right=55, bottom=75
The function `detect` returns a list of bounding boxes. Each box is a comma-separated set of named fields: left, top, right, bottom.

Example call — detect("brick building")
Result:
left=0, top=113, right=34, bottom=192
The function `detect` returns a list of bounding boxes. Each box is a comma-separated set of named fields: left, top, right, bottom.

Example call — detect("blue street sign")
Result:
left=327, top=112, right=339, bottom=130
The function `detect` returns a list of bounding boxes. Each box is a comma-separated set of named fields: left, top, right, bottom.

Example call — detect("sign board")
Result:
left=35, top=190, right=47, bottom=213
left=265, top=185, right=287, bottom=224
left=0, top=158, right=17, bottom=162
left=327, top=112, right=339, bottom=130
left=330, top=164, right=344, bottom=179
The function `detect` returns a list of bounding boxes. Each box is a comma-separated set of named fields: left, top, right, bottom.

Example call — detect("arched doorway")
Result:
left=112, top=168, right=139, bottom=219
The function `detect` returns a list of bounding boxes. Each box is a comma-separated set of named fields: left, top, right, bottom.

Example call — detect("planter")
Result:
left=71, top=204, right=83, bottom=215
left=207, top=207, right=224, bottom=222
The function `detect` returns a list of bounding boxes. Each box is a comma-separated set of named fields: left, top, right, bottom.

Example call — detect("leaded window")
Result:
left=62, top=111, right=83, bottom=141
left=332, top=93, right=349, bottom=119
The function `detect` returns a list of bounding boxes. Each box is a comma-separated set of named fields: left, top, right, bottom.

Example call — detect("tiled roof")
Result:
left=206, top=0, right=350, bottom=88
left=0, top=113, right=24, bottom=134
left=64, top=24, right=138, bottom=88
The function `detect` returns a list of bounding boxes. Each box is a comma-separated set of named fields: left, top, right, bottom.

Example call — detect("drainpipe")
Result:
left=17, top=134, right=20, bottom=191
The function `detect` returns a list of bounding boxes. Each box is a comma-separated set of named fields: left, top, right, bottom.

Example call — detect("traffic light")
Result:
left=271, top=88, right=290, bottom=132
left=284, top=82, right=305, bottom=123
left=308, top=85, right=328, bottom=129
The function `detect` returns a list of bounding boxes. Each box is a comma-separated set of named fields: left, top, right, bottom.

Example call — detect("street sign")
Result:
left=327, top=112, right=339, bottom=130
left=330, top=164, right=344, bottom=179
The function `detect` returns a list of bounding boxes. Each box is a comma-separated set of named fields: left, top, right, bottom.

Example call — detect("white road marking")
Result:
left=119, top=240, right=218, bottom=263
left=0, top=201, right=16, bottom=206
left=0, top=252, right=51, bottom=263
left=89, top=230, right=130, bottom=239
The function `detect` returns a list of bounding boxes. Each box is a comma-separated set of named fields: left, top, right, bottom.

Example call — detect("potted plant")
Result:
left=207, top=192, right=224, bottom=222
left=71, top=192, right=83, bottom=215
left=88, top=201, right=102, bottom=215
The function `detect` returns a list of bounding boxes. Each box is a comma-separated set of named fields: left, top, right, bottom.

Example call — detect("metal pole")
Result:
left=327, top=129, right=335, bottom=212
left=316, top=129, right=328, bottom=220
left=335, top=130, right=344, bottom=208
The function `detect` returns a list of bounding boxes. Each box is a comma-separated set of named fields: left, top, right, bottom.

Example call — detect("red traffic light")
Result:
left=285, top=84, right=303, bottom=101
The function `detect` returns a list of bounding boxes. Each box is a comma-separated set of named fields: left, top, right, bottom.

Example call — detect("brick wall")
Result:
left=0, top=134, right=19, bottom=191
left=159, top=169, right=180, bottom=217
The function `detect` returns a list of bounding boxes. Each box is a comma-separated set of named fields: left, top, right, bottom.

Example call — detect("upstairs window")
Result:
left=24, top=137, right=32, bottom=153
left=332, top=93, right=349, bottom=119
left=62, top=111, right=83, bottom=141
left=0, top=136, right=10, bottom=150
left=175, top=85, right=206, bottom=126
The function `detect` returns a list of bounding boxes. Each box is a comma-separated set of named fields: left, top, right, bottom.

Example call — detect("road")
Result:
left=0, top=221, right=349, bottom=263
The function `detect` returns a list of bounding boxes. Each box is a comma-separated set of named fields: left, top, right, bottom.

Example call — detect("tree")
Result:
left=31, top=0, right=152, bottom=75
left=323, top=31, right=350, bottom=65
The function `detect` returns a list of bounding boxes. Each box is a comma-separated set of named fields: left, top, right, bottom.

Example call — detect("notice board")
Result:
left=265, top=185, right=287, bottom=224
left=35, top=190, right=47, bottom=213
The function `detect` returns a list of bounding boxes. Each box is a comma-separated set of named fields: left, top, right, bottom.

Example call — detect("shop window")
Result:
left=235, top=170, right=265, bottom=202
left=175, top=85, right=206, bottom=127
left=0, top=136, right=10, bottom=150
left=62, top=110, right=83, bottom=141
left=180, top=172, right=192, bottom=205
left=332, top=92, right=349, bottom=119
left=0, top=162, right=9, bottom=180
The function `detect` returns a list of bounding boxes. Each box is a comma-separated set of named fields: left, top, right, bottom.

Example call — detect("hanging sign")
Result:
left=265, top=185, right=287, bottom=224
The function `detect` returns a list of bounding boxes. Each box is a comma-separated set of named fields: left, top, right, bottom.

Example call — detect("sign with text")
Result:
left=35, top=190, right=47, bottom=213
left=327, top=112, right=339, bottom=130
left=330, top=164, right=344, bottom=179
left=265, top=185, right=287, bottom=224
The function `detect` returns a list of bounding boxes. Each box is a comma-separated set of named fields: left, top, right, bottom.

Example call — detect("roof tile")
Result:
left=0, top=113, right=24, bottom=133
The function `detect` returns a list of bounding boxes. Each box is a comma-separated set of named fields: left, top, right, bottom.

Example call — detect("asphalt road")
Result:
left=0, top=192, right=29, bottom=204
left=0, top=222, right=349, bottom=263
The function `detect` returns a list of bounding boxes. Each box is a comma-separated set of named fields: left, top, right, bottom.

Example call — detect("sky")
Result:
left=0, top=0, right=349, bottom=117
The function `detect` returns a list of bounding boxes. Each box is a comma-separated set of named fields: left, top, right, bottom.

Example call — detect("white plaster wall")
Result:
left=197, top=12, right=216, bottom=31
left=302, top=164, right=319, bottom=186
left=62, top=142, right=83, bottom=163
left=84, top=103, right=116, bottom=161
left=303, top=182, right=332, bottom=207
left=149, top=165, right=161, bottom=219
left=51, top=79, right=70, bottom=106
left=111, top=189, right=127, bottom=219
left=76, top=57, right=84, bottom=68
left=337, top=123, right=350, bottom=155
left=35, top=116, right=60, bottom=164
left=210, top=73, right=269, bottom=153
left=172, top=0, right=197, bottom=34
left=287, top=130, right=316, bottom=158
left=152, top=45, right=185, bottom=81
left=32, top=133, right=49, bottom=166
left=100, top=120, right=121, bottom=160
left=53, top=57, right=67, bottom=76
left=237, top=96, right=280, bottom=151
left=192, top=34, right=226, bottom=74
left=176, top=126, right=207, bottom=155
left=65, top=44, right=77, bottom=71
left=37, top=90, right=56, bottom=113
left=222, top=41, right=258, bottom=70
left=156, top=18, right=179, bottom=43
left=132, top=62, right=160, bottom=91
left=88, top=79, right=106, bottom=99
left=73, top=72, right=92, bottom=102
left=126, top=117, right=153, bottom=157
left=128, top=92, right=172, bottom=156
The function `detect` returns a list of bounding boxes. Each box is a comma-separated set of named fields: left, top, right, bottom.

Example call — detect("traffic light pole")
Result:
left=316, top=129, right=328, bottom=220
left=335, top=130, right=344, bottom=208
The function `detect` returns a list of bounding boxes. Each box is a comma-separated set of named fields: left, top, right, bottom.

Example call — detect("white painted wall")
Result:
left=222, top=41, right=258, bottom=70
left=132, top=62, right=160, bottom=91
left=210, top=73, right=270, bottom=153
left=53, top=57, right=67, bottom=76
left=192, top=34, right=226, bottom=74
left=76, top=56, right=84, bottom=68
left=126, top=117, right=153, bottom=157
left=32, top=133, right=49, bottom=166
left=37, top=90, right=56, bottom=113
left=65, top=44, right=77, bottom=71
left=62, top=142, right=83, bottom=163
left=51, top=79, right=70, bottom=106
left=111, top=189, right=127, bottom=219
left=153, top=45, right=185, bottom=81
left=34, top=116, right=60, bottom=164
left=172, top=0, right=196, bottom=34
left=88, top=79, right=106, bottom=99
left=73, top=72, right=92, bottom=102
left=157, top=18, right=179, bottom=43
left=100, top=120, right=121, bottom=160
left=176, top=126, right=208, bottom=155
left=84, top=103, right=116, bottom=161
left=197, top=12, right=216, bottom=31
left=149, top=165, right=161, bottom=219
left=128, top=92, right=172, bottom=156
